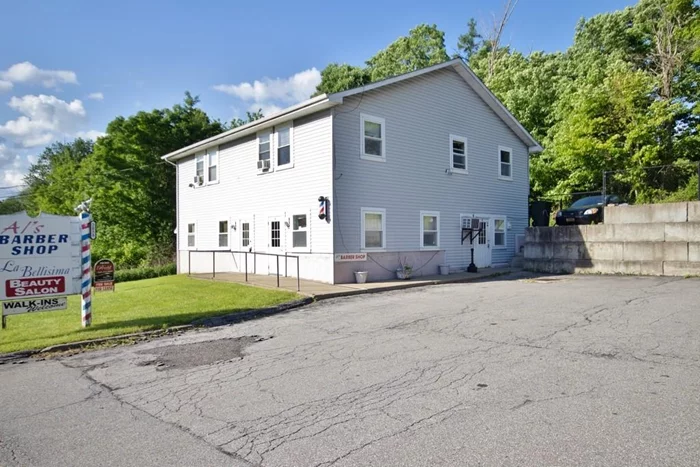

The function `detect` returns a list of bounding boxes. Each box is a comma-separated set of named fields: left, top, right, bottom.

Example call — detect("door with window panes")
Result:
left=473, top=218, right=492, bottom=268
left=238, top=219, right=254, bottom=273
left=267, top=216, right=283, bottom=275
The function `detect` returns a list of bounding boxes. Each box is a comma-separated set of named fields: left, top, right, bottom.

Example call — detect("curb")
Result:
left=311, top=270, right=513, bottom=300
left=191, top=297, right=313, bottom=327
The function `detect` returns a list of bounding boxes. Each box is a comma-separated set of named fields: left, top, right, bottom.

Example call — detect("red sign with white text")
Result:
left=5, top=276, right=66, bottom=298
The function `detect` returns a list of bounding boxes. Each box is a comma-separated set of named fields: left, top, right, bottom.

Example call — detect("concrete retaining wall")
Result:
left=525, top=201, right=700, bottom=276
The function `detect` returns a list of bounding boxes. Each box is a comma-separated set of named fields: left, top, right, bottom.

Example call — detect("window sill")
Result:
left=450, top=168, right=468, bottom=175
left=498, top=176, right=513, bottom=181
left=361, top=247, right=386, bottom=252
left=276, top=163, right=294, bottom=171
left=420, top=246, right=441, bottom=251
left=360, top=154, right=386, bottom=163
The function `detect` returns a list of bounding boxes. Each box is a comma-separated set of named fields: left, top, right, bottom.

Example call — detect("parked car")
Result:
left=555, top=195, right=623, bottom=225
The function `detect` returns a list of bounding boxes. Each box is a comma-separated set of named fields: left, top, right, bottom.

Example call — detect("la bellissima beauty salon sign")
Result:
left=0, top=213, right=82, bottom=301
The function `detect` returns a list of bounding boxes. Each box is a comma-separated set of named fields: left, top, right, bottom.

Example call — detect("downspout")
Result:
left=164, top=158, right=179, bottom=273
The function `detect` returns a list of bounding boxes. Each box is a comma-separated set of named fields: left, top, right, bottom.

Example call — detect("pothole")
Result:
left=137, top=335, right=273, bottom=370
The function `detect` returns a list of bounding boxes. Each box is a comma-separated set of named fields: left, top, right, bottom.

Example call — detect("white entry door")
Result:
left=239, top=219, right=255, bottom=273
left=473, top=217, right=492, bottom=268
left=267, top=216, right=283, bottom=275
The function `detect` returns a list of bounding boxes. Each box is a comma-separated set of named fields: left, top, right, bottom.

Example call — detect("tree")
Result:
left=84, top=93, right=225, bottom=266
left=231, top=109, right=264, bottom=129
left=366, top=24, right=450, bottom=82
left=483, top=0, right=519, bottom=79
left=314, top=63, right=371, bottom=95
left=456, top=18, right=482, bottom=61
left=0, top=196, right=26, bottom=215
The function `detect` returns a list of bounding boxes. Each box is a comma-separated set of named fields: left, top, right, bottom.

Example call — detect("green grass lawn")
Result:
left=0, top=275, right=299, bottom=354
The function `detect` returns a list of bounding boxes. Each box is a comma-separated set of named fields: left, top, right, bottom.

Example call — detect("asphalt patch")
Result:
left=137, top=335, right=272, bottom=370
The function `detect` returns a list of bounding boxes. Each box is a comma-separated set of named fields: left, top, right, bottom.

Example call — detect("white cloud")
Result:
left=87, top=92, right=104, bottom=101
left=213, top=68, right=321, bottom=117
left=0, top=62, right=78, bottom=89
left=0, top=80, right=12, bottom=92
left=0, top=94, right=87, bottom=147
left=75, top=130, right=106, bottom=140
left=0, top=145, right=27, bottom=189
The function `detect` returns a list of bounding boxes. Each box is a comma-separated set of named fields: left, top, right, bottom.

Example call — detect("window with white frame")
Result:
left=494, top=217, right=507, bottom=248
left=258, top=133, right=271, bottom=161
left=292, top=214, right=307, bottom=248
left=218, top=221, right=228, bottom=248
left=360, top=114, right=386, bottom=162
left=450, top=135, right=467, bottom=173
left=187, top=223, right=195, bottom=247
left=361, top=208, right=386, bottom=250
left=208, top=148, right=218, bottom=182
left=195, top=154, right=204, bottom=182
left=277, top=126, right=292, bottom=167
left=499, top=146, right=513, bottom=180
left=420, top=211, right=440, bottom=249
left=241, top=222, right=250, bottom=248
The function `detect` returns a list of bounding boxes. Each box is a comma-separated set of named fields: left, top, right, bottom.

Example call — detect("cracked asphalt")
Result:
left=1, top=273, right=699, bottom=466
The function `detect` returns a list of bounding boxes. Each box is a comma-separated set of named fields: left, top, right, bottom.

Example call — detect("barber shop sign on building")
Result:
left=0, top=212, right=90, bottom=328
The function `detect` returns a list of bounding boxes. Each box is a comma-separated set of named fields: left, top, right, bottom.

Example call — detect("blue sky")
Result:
left=0, top=0, right=636, bottom=191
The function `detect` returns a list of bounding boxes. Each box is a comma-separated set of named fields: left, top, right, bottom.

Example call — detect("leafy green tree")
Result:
left=231, top=109, right=264, bottom=129
left=0, top=196, right=26, bottom=215
left=314, top=63, right=370, bottom=95
left=365, top=24, right=450, bottom=81
left=456, top=18, right=482, bottom=61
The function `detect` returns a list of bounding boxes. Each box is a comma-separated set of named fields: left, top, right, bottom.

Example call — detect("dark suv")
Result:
left=555, top=195, right=622, bottom=225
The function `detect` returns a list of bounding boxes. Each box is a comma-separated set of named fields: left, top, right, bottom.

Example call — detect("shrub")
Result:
left=114, top=263, right=177, bottom=283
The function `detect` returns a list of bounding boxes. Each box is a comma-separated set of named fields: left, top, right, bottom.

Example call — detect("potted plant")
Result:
left=396, top=257, right=413, bottom=280
left=354, top=271, right=369, bottom=284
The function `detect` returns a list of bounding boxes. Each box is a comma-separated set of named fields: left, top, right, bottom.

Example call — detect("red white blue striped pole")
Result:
left=80, top=211, right=92, bottom=327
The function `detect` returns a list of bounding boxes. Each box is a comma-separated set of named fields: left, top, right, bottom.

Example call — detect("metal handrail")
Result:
left=187, top=250, right=301, bottom=292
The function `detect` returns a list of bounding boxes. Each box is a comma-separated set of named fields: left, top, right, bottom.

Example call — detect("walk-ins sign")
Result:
left=0, top=213, right=82, bottom=324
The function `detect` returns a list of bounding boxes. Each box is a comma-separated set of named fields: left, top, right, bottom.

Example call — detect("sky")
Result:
left=0, top=0, right=637, bottom=196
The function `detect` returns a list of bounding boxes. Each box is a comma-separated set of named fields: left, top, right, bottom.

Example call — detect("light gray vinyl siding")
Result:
left=332, top=67, right=529, bottom=268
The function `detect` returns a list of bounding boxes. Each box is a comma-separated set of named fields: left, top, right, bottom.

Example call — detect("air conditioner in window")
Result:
left=193, top=175, right=204, bottom=186
left=257, top=160, right=271, bottom=171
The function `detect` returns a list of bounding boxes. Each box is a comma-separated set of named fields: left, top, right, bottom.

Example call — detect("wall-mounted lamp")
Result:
left=284, top=218, right=291, bottom=228
left=231, top=222, right=237, bottom=231
left=445, top=168, right=453, bottom=175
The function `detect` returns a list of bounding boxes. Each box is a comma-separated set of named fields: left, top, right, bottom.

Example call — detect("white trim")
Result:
left=361, top=207, right=386, bottom=251
left=420, top=211, right=440, bottom=250
left=449, top=134, right=468, bottom=174
left=240, top=219, right=252, bottom=250
left=194, top=153, right=205, bottom=185
left=290, top=213, right=309, bottom=251
left=498, top=145, right=513, bottom=181
left=275, top=123, right=294, bottom=171
left=268, top=216, right=284, bottom=251
left=493, top=216, right=507, bottom=249
left=360, top=114, right=386, bottom=162
left=186, top=222, right=196, bottom=249
left=257, top=130, right=273, bottom=174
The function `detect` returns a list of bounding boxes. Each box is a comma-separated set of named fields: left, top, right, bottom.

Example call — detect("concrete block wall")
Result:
left=524, top=201, right=700, bottom=276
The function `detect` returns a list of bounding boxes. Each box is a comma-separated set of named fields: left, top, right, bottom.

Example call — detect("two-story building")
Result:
left=162, top=59, right=541, bottom=284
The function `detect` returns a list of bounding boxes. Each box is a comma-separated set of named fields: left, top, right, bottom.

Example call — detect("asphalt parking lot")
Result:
left=1, top=272, right=699, bottom=466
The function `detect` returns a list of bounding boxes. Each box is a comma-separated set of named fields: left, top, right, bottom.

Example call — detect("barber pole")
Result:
left=318, top=196, right=327, bottom=220
left=80, top=211, right=92, bottom=327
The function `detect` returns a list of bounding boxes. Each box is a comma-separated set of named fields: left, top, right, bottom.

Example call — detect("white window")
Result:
left=241, top=222, right=250, bottom=248
left=292, top=214, right=307, bottom=248
left=361, top=208, right=386, bottom=251
left=207, top=148, right=218, bottom=183
left=258, top=132, right=271, bottom=161
left=498, top=146, right=513, bottom=180
left=450, top=135, right=467, bottom=173
left=187, top=223, right=195, bottom=248
left=195, top=154, right=204, bottom=182
left=218, top=221, right=228, bottom=248
left=277, top=125, right=292, bottom=168
left=420, top=211, right=440, bottom=249
left=360, top=114, right=386, bottom=162
left=494, top=217, right=507, bottom=248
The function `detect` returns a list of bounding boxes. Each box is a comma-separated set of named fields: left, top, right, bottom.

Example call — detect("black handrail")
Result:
left=187, top=250, right=301, bottom=292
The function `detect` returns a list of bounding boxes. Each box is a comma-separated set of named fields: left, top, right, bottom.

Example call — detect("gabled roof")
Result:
left=162, top=59, right=542, bottom=162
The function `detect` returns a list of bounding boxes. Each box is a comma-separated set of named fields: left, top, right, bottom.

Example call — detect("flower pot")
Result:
left=396, top=268, right=412, bottom=280
left=354, top=271, right=368, bottom=284
left=439, top=264, right=450, bottom=276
